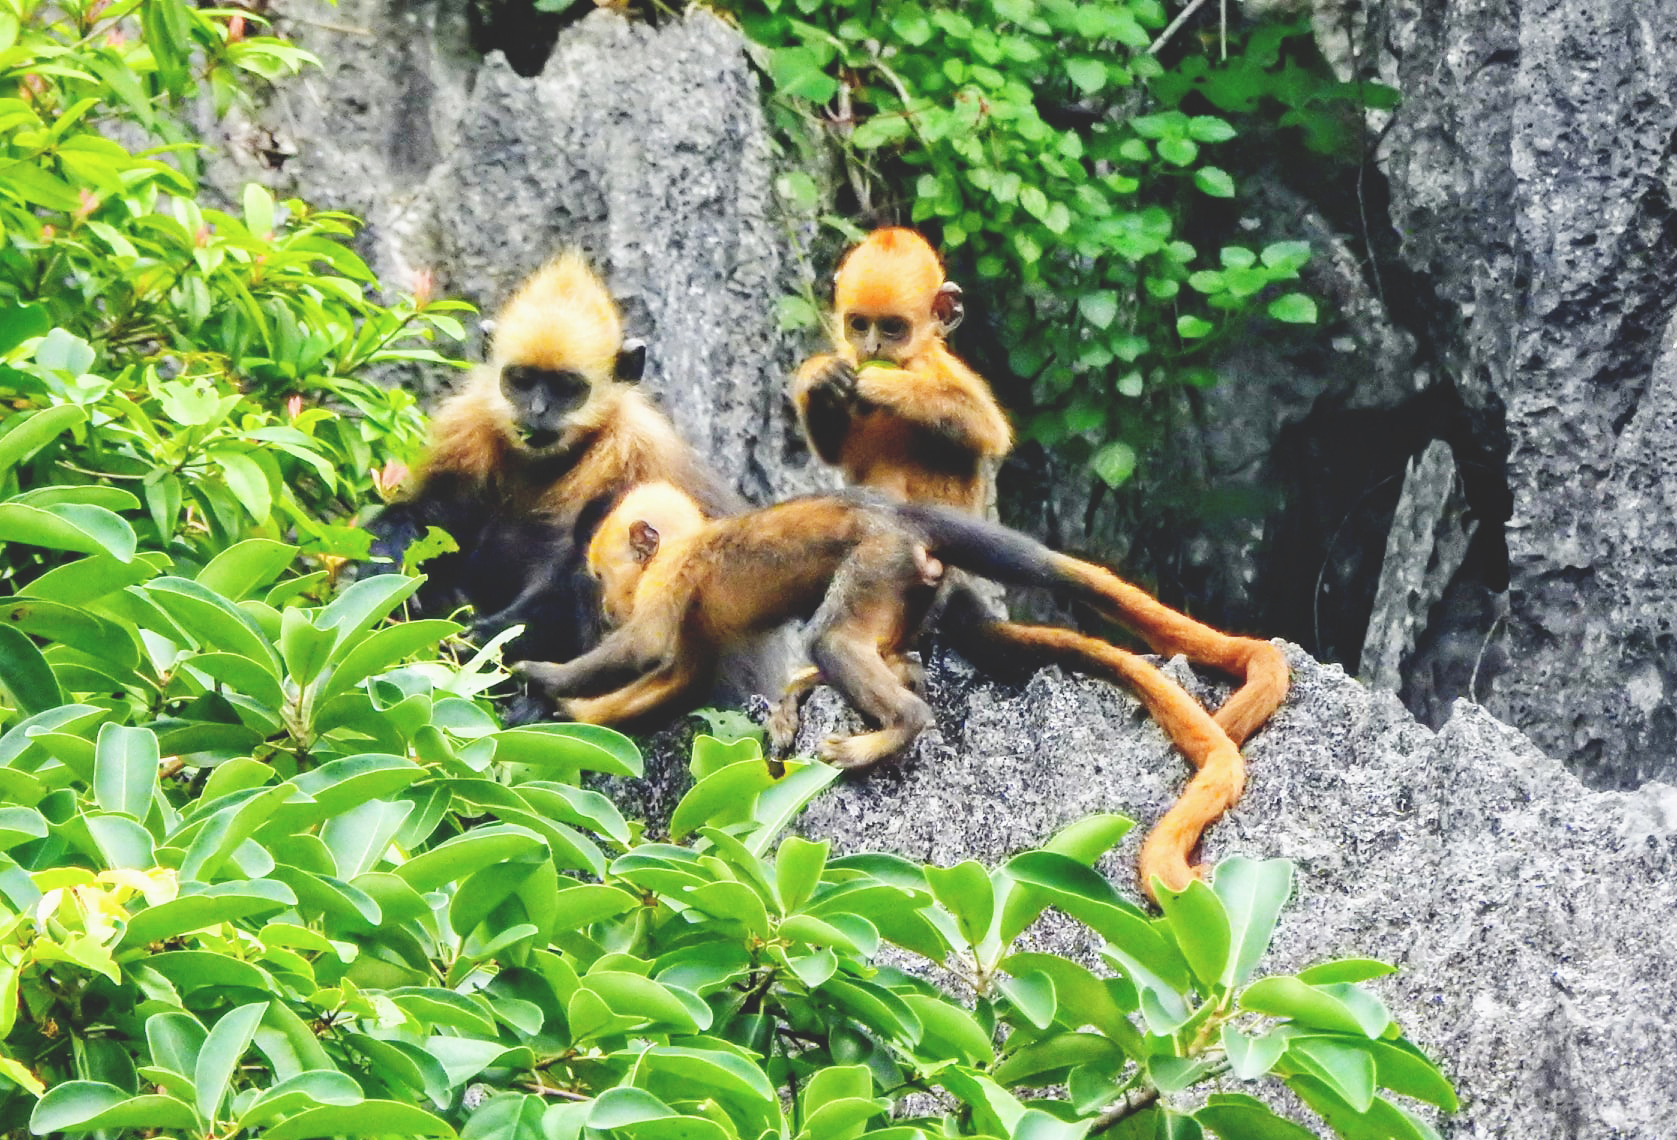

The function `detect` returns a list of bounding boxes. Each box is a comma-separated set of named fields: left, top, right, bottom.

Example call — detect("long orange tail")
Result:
left=971, top=621, right=1246, bottom=901
left=1050, top=555, right=1290, bottom=746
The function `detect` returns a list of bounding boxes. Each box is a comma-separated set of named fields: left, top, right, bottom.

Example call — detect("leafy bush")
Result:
left=714, top=0, right=1392, bottom=486
left=0, top=0, right=470, bottom=580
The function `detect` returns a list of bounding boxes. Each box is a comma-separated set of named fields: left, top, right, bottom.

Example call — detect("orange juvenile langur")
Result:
left=792, top=228, right=1014, bottom=514
left=515, top=483, right=1252, bottom=899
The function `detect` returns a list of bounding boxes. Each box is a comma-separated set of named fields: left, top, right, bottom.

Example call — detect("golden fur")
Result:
left=791, top=228, right=1012, bottom=515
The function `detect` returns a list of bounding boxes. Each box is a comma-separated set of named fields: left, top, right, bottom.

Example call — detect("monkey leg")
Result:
left=806, top=539, right=935, bottom=771
left=563, top=664, right=701, bottom=727
left=1058, top=561, right=1290, bottom=747
left=768, top=654, right=928, bottom=758
left=766, top=666, right=823, bottom=756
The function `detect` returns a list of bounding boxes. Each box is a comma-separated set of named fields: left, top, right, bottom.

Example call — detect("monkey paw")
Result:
left=510, top=659, right=569, bottom=697
left=807, top=358, right=861, bottom=407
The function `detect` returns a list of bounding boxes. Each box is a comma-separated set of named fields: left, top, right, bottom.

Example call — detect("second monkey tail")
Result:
left=900, top=502, right=1291, bottom=746
left=940, top=593, right=1244, bottom=902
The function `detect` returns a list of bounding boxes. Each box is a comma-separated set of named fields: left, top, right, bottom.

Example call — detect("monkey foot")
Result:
left=818, top=731, right=911, bottom=772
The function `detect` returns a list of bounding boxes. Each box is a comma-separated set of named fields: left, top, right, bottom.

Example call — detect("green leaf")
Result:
left=395, top=824, right=545, bottom=892
left=30, top=1083, right=200, bottom=1135
left=1079, top=291, right=1119, bottom=330
left=1091, top=440, right=1137, bottom=487
left=926, top=860, right=995, bottom=946
left=483, top=723, right=643, bottom=777
left=239, top=1070, right=365, bottom=1128
left=1261, top=241, right=1312, bottom=272
left=1287, top=1080, right=1443, bottom=1140
left=996, top=971, right=1056, bottom=1030
left=243, top=182, right=275, bottom=235
left=147, top=1011, right=207, bottom=1077
left=1194, top=1093, right=1316, bottom=1139
left=1176, top=315, right=1214, bottom=339
left=1268, top=293, right=1318, bottom=323
left=280, top=608, right=335, bottom=687
left=1188, top=116, right=1238, bottom=143
left=0, top=807, right=47, bottom=850
left=0, top=624, right=62, bottom=718
left=1239, top=976, right=1385, bottom=1037
left=196, top=1001, right=267, bottom=1121
left=0, top=502, right=136, bottom=562
left=1287, top=1036, right=1376, bottom=1112
left=1194, top=167, right=1236, bottom=197
left=1297, top=958, right=1397, bottom=985
left=0, top=303, right=51, bottom=357
left=93, top=723, right=158, bottom=820
left=775, top=835, right=829, bottom=915
left=321, top=798, right=413, bottom=879
left=900, top=995, right=993, bottom=1066
left=1067, top=58, right=1106, bottom=94
left=1155, top=878, right=1231, bottom=991
left=992, top=1031, right=1124, bottom=1086
left=1, top=595, right=140, bottom=669
left=1363, top=1038, right=1458, bottom=1110
left=1221, top=1025, right=1287, bottom=1080
left=1156, top=136, right=1199, bottom=166
left=196, top=538, right=297, bottom=600
left=263, top=1101, right=457, bottom=1139
left=0, top=405, right=86, bottom=471
left=1213, top=857, right=1293, bottom=987
left=117, top=879, right=295, bottom=948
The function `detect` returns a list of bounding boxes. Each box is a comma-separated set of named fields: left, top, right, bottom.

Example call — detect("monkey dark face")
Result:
left=502, top=365, right=593, bottom=450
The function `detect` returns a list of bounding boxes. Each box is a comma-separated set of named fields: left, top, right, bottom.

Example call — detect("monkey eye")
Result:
left=503, top=365, right=538, bottom=392
left=848, top=315, right=870, bottom=333
left=879, top=316, right=909, bottom=339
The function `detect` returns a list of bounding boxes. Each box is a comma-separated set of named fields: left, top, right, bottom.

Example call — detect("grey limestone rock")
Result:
left=1370, top=0, right=1677, bottom=785
left=760, top=646, right=1676, bottom=1138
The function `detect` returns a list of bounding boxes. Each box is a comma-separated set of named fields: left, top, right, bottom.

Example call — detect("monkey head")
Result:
left=832, top=227, right=964, bottom=366
left=487, top=251, right=648, bottom=453
left=586, top=481, right=707, bottom=625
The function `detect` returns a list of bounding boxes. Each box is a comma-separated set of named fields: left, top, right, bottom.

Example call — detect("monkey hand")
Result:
left=805, top=357, right=863, bottom=410
left=510, top=659, right=582, bottom=698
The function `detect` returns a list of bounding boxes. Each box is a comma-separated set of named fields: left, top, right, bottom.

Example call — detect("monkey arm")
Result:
left=512, top=628, right=668, bottom=699
left=792, top=354, right=862, bottom=463
left=851, top=352, right=1012, bottom=460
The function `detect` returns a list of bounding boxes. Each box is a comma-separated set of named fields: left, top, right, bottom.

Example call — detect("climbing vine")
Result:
left=714, top=0, right=1393, bottom=486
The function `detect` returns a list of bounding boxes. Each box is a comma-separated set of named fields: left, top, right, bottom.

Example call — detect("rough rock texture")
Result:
left=1366, top=0, right=1677, bottom=786
left=213, top=1, right=828, bottom=505
left=628, top=647, right=1677, bottom=1138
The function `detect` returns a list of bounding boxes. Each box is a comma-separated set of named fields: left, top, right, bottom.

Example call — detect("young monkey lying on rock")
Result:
left=512, top=481, right=1260, bottom=898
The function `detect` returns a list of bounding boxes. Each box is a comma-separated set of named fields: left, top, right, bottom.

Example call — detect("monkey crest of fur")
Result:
left=834, top=228, right=944, bottom=342
left=491, top=250, right=623, bottom=382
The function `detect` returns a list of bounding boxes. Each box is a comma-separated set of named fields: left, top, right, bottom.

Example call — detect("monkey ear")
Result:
left=615, top=339, right=647, bottom=383
left=628, top=520, right=661, bottom=563
left=932, top=281, right=965, bottom=334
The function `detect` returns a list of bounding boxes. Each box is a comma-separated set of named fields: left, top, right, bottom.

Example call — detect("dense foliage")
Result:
left=715, top=0, right=1392, bottom=486
left=0, top=1, right=1449, bottom=1137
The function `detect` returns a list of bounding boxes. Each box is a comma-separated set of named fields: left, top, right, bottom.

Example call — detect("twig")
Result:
left=517, top=1081, right=590, bottom=1101
left=1089, top=1088, right=1161, bottom=1134
left=1147, top=0, right=1211, bottom=55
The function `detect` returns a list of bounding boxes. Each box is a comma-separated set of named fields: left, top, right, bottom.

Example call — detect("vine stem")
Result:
left=1147, top=0, right=1211, bottom=55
